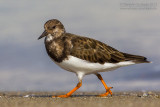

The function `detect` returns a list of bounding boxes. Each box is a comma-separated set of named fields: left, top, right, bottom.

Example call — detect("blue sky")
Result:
left=0, top=0, right=160, bottom=91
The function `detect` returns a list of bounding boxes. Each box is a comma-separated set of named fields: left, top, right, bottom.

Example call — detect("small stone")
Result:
left=155, top=94, right=159, bottom=98
left=23, top=95, right=30, bottom=97
left=143, top=93, right=148, bottom=97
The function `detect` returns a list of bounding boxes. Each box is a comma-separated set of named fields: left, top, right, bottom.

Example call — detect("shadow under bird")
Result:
left=38, top=19, right=150, bottom=98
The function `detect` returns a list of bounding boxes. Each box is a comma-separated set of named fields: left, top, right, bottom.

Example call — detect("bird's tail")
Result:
left=123, top=53, right=151, bottom=63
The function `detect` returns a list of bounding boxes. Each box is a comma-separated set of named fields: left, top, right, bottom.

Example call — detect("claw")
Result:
left=98, top=87, right=113, bottom=97
left=52, top=95, right=70, bottom=98
left=96, top=74, right=113, bottom=97
left=52, top=81, right=82, bottom=98
left=107, top=87, right=113, bottom=95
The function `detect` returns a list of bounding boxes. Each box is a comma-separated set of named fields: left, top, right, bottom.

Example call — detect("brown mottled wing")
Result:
left=70, top=36, right=125, bottom=64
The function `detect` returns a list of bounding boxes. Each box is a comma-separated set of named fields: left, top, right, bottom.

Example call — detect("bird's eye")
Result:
left=48, top=26, right=56, bottom=30
left=52, top=26, right=56, bottom=29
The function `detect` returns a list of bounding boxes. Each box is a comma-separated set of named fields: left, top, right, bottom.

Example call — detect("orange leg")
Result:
left=52, top=80, right=82, bottom=98
left=96, top=73, right=113, bottom=97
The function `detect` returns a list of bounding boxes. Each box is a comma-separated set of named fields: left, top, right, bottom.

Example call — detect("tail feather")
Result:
left=123, top=53, right=151, bottom=63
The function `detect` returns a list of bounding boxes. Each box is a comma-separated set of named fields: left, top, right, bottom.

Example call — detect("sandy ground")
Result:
left=0, top=91, right=160, bottom=107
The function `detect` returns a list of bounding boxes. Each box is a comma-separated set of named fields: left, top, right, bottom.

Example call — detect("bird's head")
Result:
left=38, top=19, right=65, bottom=40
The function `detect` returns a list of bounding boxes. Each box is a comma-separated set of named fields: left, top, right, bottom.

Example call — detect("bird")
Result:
left=38, top=19, right=150, bottom=98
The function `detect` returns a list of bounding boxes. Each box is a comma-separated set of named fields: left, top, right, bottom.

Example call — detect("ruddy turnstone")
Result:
left=38, top=19, right=150, bottom=98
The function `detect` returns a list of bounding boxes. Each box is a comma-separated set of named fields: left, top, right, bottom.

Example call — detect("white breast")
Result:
left=55, top=55, right=135, bottom=75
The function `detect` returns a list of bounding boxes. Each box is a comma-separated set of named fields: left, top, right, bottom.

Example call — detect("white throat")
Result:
left=46, top=34, right=53, bottom=42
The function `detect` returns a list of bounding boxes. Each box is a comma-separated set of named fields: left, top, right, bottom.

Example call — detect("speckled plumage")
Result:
left=39, top=19, right=149, bottom=64
left=38, top=19, right=150, bottom=97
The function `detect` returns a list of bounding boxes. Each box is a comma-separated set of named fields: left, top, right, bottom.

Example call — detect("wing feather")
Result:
left=70, top=36, right=125, bottom=64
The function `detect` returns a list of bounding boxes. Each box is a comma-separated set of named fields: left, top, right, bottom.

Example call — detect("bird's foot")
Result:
left=98, top=87, right=113, bottom=97
left=52, top=94, right=71, bottom=98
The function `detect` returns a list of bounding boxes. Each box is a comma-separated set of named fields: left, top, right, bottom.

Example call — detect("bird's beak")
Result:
left=38, top=31, right=48, bottom=40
